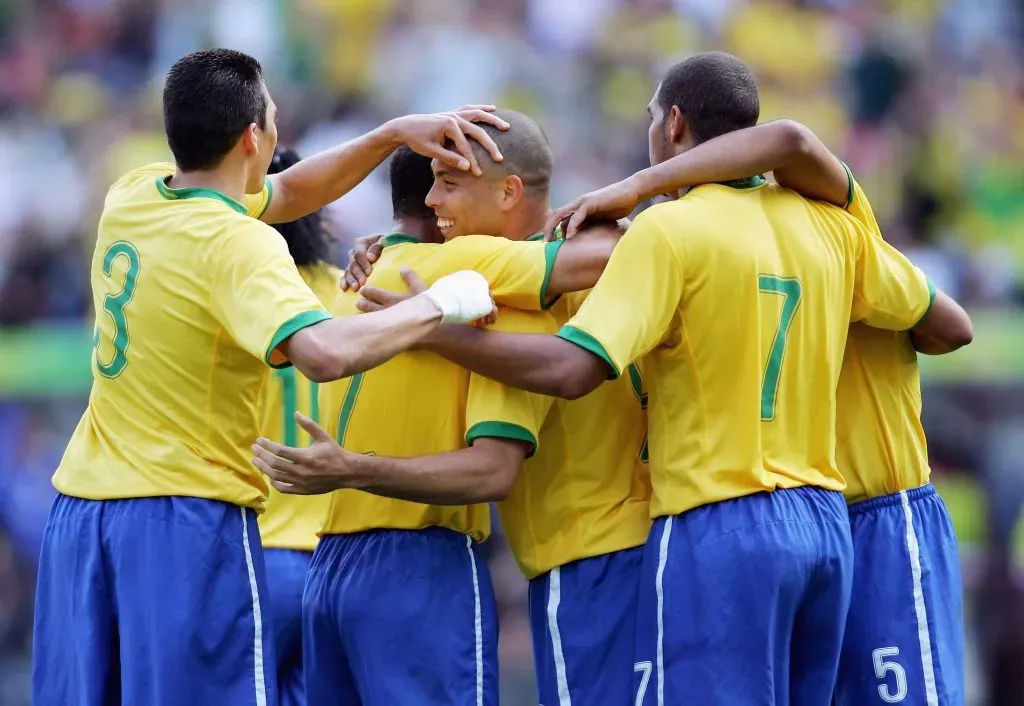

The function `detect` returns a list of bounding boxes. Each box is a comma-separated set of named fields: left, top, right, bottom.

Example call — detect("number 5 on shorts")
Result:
left=758, top=275, right=802, bottom=421
left=872, top=646, right=908, bottom=703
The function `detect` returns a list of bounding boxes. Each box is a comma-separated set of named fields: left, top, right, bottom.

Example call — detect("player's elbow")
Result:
left=553, top=356, right=605, bottom=400
left=282, top=327, right=352, bottom=382
left=777, top=120, right=816, bottom=159
left=471, top=440, right=525, bottom=501
left=912, top=291, right=974, bottom=354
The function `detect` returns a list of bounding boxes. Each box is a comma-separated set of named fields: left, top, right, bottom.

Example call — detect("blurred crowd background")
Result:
left=0, top=0, right=1022, bottom=703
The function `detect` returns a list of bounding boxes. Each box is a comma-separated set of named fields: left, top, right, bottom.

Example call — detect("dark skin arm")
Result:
left=342, top=221, right=624, bottom=294
left=546, top=119, right=973, bottom=355
left=252, top=413, right=530, bottom=504
left=356, top=269, right=610, bottom=399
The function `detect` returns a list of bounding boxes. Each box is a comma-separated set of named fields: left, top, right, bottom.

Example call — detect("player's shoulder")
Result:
left=300, top=262, right=344, bottom=308
left=110, top=161, right=176, bottom=192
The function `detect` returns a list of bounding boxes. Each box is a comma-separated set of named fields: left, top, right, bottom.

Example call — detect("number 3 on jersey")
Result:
left=95, top=242, right=141, bottom=378
left=758, top=275, right=802, bottom=421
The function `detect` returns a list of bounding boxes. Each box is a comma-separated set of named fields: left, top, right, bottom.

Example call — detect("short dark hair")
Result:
left=268, top=146, right=332, bottom=267
left=464, top=109, right=553, bottom=196
left=657, top=52, right=760, bottom=145
left=389, top=146, right=435, bottom=220
left=163, top=49, right=269, bottom=172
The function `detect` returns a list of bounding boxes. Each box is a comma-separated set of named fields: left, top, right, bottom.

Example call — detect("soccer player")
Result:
left=32, top=49, right=500, bottom=706
left=340, top=129, right=651, bottom=706
left=252, top=111, right=648, bottom=706
left=257, top=145, right=341, bottom=706
left=545, top=118, right=974, bottom=705
left=343, top=53, right=961, bottom=705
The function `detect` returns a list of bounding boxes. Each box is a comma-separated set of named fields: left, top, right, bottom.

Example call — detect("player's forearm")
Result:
left=351, top=446, right=517, bottom=504
left=547, top=233, right=619, bottom=295
left=628, top=120, right=848, bottom=206
left=264, top=124, right=400, bottom=224
left=288, top=296, right=442, bottom=382
left=910, top=290, right=974, bottom=354
left=426, top=326, right=603, bottom=399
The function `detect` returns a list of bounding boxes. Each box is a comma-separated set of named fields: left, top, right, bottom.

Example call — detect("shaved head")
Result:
left=458, top=109, right=554, bottom=196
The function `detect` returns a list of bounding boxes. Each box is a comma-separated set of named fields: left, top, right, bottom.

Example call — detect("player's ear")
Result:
left=241, top=123, right=260, bottom=156
left=501, top=174, right=525, bottom=211
left=667, top=105, right=686, bottom=147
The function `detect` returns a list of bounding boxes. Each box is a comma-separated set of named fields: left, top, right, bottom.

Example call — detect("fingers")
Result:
left=356, top=297, right=384, bottom=313
left=399, top=267, right=428, bottom=294
left=342, top=269, right=361, bottom=292
left=544, top=203, right=574, bottom=241
left=367, top=241, right=383, bottom=263
left=566, top=205, right=591, bottom=240
left=295, top=412, right=331, bottom=442
left=254, top=436, right=301, bottom=464
left=452, top=108, right=510, bottom=132
left=359, top=286, right=394, bottom=305
left=454, top=115, right=503, bottom=166
left=353, top=249, right=374, bottom=280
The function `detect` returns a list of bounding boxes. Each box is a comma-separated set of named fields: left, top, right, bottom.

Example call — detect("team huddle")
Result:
left=32, top=47, right=973, bottom=706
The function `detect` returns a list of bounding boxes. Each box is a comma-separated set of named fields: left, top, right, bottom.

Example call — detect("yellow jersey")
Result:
left=53, top=162, right=330, bottom=509
left=498, top=287, right=652, bottom=579
left=836, top=170, right=932, bottom=503
left=560, top=177, right=935, bottom=518
left=259, top=263, right=342, bottom=550
left=319, top=233, right=560, bottom=541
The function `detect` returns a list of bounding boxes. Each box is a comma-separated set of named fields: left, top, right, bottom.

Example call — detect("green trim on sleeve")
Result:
left=265, top=309, right=332, bottom=368
left=254, top=176, right=274, bottom=219
left=841, top=161, right=855, bottom=210
left=465, top=421, right=538, bottom=458
left=155, top=176, right=248, bottom=215
left=556, top=324, right=621, bottom=380
left=540, top=238, right=566, bottom=310
left=910, top=278, right=938, bottom=330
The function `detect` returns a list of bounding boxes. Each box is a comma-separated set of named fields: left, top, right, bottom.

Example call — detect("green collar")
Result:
left=380, top=232, right=420, bottom=249
left=719, top=175, right=767, bottom=190
left=155, top=176, right=247, bottom=215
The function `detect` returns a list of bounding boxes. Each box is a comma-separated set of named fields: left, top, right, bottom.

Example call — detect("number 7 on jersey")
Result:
left=758, top=275, right=802, bottom=421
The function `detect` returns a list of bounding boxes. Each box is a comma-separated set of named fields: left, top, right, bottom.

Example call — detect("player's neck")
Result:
left=502, top=202, right=548, bottom=242
left=168, top=166, right=248, bottom=206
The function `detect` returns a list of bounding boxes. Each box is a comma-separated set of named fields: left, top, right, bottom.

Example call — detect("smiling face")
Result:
left=425, top=159, right=511, bottom=240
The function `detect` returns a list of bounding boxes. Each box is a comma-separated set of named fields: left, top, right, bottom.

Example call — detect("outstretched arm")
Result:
left=425, top=325, right=609, bottom=399
left=262, top=108, right=510, bottom=224
left=281, top=270, right=494, bottom=382
left=252, top=414, right=529, bottom=504
left=546, top=119, right=850, bottom=238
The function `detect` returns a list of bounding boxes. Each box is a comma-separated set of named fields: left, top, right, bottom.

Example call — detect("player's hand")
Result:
left=360, top=268, right=497, bottom=326
left=251, top=414, right=357, bottom=494
left=420, top=269, right=495, bottom=324
left=544, top=176, right=642, bottom=240
left=342, top=233, right=384, bottom=292
left=385, top=107, right=510, bottom=177
left=356, top=266, right=423, bottom=313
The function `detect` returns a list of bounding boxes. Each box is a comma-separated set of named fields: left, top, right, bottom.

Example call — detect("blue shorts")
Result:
left=835, top=484, right=965, bottom=706
left=33, top=494, right=275, bottom=706
left=528, top=547, right=643, bottom=706
left=635, top=486, right=853, bottom=706
left=303, top=527, right=498, bottom=705
left=264, top=548, right=312, bottom=706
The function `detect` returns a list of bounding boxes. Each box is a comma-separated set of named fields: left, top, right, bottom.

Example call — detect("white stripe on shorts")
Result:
left=655, top=517, right=673, bottom=706
left=466, top=536, right=484, bottom=706
left=900, top=491, right=939, bottom=706
left=240, top=508, right=268, bottom=706
left=546, top=567, right=572, bottom=705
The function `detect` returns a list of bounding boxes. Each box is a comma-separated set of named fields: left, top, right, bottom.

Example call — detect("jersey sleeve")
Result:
left=464, top=308, right=558, bottom=457
left=556, top=211, right=683, bottom=379
left=441, top=235, right=564, bottom=311
left=849, top=221, right=935, bottom=331
left=842, top=163, right=883, bottom=234
left=242, top=176, right=274, bottom=220
left=212, top=221, right=331, bottom=367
